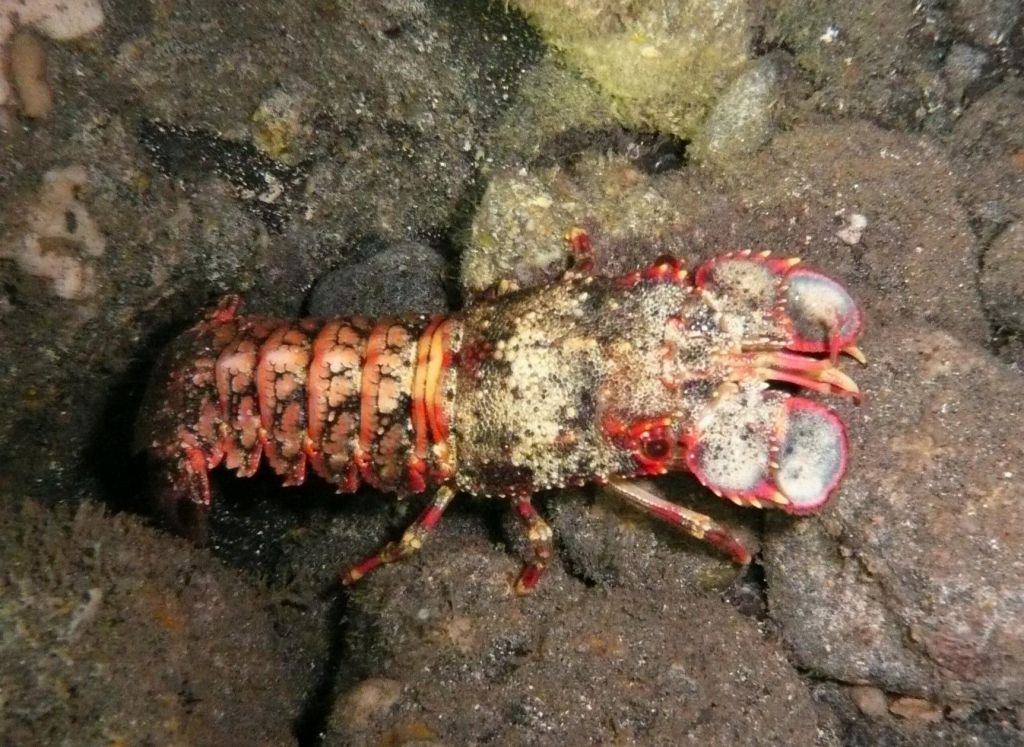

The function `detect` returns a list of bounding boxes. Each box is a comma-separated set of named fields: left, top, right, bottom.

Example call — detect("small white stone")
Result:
left=837, top=213, right=868, bottom=245
left=820, top=25, right=839, bottom=43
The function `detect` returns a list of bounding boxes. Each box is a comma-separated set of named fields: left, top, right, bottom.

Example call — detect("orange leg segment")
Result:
left=340, top=485, right=456, bottom=586
left=513, top=497, right=555, bottom=595
left=607, top=479, right=751, bottom=565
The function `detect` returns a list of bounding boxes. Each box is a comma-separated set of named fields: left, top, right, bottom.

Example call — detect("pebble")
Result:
left=850, top=685, right=889, bottom=718
left=837, top=213, right=868, bottom=245
left=889, top=696, right=944, bottom=722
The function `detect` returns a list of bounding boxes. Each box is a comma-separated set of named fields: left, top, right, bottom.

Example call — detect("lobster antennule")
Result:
left=739, top=349, right=862, bottom=402
left=782, top=267, right=862, bottom=360
left=684, top=386, right=848, bottom=513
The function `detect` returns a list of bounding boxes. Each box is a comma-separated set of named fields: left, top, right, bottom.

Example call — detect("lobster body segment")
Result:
left=137, top=237, right=864, bottom=592
left=136, top=305, right=460, bottom=530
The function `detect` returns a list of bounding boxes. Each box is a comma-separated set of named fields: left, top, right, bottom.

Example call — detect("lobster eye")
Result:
left=642, top=438, right=670, bottom=459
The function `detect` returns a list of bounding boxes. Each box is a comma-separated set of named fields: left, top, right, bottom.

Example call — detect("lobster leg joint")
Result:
left=340, top=485, right=456, bottom=586
left=513, top=497, right=554, bottom=595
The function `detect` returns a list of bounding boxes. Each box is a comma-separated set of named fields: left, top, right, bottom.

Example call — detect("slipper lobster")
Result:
left=136, top=229, right=864, bottom=593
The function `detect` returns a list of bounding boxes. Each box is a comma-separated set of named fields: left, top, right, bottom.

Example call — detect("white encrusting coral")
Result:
left=2, top=165, right=106, bottom=299
left=0, top=0, right=104, bottom=115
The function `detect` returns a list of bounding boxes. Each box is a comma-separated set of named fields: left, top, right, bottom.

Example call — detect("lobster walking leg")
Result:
left=340, top=485, right=456, bottom=586
left=607, top=479, right=751, bottom=565
left=513, top=497, right=555, bottom=595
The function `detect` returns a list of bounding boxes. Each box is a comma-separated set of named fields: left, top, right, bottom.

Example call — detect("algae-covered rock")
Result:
left=250, top=78, right=317, bottom=165
left=512, top=0, right=751, bottom=140
left=0, top=500, right=304, bottom=745
left=485, top=55, right=619, bottom=170
left=462, top=154, right=683, bottom=293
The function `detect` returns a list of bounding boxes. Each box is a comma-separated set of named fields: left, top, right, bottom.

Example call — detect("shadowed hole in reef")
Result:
left=534, top=490, right=599, bottom=589
left=533, top=126, right=689, bottom=174
left=90, top=308, right=205, bottom=519
left=973, top=222, right=1024, bottom=366
left=724, top=554, right=769, bottom=620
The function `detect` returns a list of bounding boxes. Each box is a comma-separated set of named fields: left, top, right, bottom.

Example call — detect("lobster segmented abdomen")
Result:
left=136, top=300, right=459, bottom=518
left=306, top=317, right=373, bottom=491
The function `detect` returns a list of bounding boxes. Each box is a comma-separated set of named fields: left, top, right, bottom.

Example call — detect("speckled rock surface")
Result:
left=307, top=240, right=449, bottom=318
left=766, top=326, right=1024, bottom=705
left=0, top=500, right=305, bottom=745
left=949, top=78, right=1024, bottom=368
left=689, top=52, right=796, bottom=166
left=763, top=0, right=1016, bottom=132
left=950, top=79, right=1024, bottom=238
left=325, top=511, right=825, bottom=746
left=980, top=221, right=1024, bottom=334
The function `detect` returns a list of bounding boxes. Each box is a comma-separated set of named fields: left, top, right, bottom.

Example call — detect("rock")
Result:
left=815, top=681, right=1015, bottom=744
left=113, top=1, right=537, bottom=239
left=462, top=154, right=696, bottom=294
left=484, top=56, right=621, bottom=171
left=950, top=0, right=1022, bottom=49
left=836, top=213, right=868, bottom=245
left=326, top=510, right=824, bottom=745
left=307, top=240, right=448, bottom=318
left=943, top=42, right=994, bottom=108
left=980, top=221, right=1024, bottom=333
left=337, top=678, right=405, bottom=732
left=545, top=481, right=758, bottom=593
left=0, top=0, right=103, bottom=112
left=511, top=0, right=751, bottom=139
left=889, top=696, right=945, bottom=722
left=0, top=500, right=304, bottom=745
left=1, top=164, right=106, bottom=300
left=249, top=78, right=317, bottom=165
left=690, top=53, right=791, bottom=166
left=850, top=685, right=889, bottom=718
left=765, top=325, right=1024, bottom=705
left=951, top=80, right=1024, bottom=253
left=761, top=0, right=1018, bottom=130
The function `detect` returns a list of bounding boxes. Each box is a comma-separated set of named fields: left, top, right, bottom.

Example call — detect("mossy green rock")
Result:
left=513, top=0, right=751, bottom=140
left=463, top=154, right=682, bottom=293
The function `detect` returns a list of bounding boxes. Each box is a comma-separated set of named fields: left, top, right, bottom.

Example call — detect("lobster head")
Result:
left=601, top=251, right=863, bottom=515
